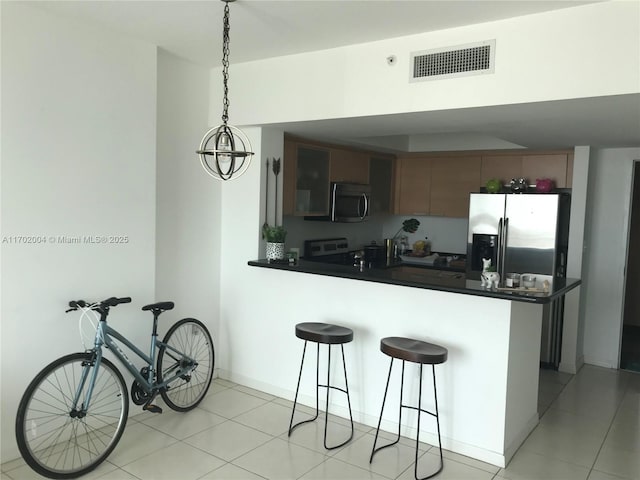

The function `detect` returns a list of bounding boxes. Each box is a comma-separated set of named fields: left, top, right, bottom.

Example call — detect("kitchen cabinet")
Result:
left=391, top=266, right=466, bottom=288
left=480, top=152, right=571, bottom=189
left=430, top=156, right=481, bottom=218
left=369, top=157, right=394, bottom=214
left=565, top=154, right=574, bottom=188
left=394, top=155, right=480, bottom=218
left=283, top=139, right=297, bottom=215
left=283, top=135, right=393, bottom=216
left=287, top=144, right=330, bottom=216
left=521, top=154, right=568, bottom=188
left=285, top=138, right=573, bottom=220
left=330, top=149, right=369, bottom=183
left=394, top=157, right=431, bottom=215
left=480, top=155, right=523, bottom=186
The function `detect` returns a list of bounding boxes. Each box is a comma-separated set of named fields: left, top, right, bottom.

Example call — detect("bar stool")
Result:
left=370, top=336, right=448, bottom=480
left=288, top=322, right=354, bottom=450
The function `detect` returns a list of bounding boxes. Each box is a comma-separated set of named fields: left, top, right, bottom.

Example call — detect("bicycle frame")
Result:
left=72, top=311, right=197, bottom=412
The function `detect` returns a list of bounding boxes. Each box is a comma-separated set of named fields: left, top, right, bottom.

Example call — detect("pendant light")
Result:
left=197, top=0, right=253, bottom=181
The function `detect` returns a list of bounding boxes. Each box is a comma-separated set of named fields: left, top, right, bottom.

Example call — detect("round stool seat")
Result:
left=295, top=322, right=353, bottom=345
left=380, top=337, right=447, bottom=365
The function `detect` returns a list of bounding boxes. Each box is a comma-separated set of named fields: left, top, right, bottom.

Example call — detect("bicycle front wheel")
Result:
left=15, top=352, right=128, bottom=479
left=157, top=318, right=214, bottom=411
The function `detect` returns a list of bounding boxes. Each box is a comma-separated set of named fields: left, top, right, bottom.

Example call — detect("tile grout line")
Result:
left=584, top=373, right=632, bottom=480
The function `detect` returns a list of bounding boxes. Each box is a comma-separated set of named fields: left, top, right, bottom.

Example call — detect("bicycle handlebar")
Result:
left=66, top=297, right=131, bottom=313
left=103, top=297, right=132, bottom=307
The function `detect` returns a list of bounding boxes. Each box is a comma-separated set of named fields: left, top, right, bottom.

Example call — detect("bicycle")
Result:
left=15, top=296, right=215, bottom=479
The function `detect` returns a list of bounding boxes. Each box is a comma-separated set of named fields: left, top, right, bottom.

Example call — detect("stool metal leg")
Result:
left=371, top=361, right=444, bottom=479
left=289, top=341, right=354, bottom=450
left=370, top=358, right=406, bottom=462
left=414, top=364, right=444, bottom=480
left=322, top=344, right=354, bottom=450
left=428, top=364, right=444, bottom=479
left=288, top=341, right=319, bottom=436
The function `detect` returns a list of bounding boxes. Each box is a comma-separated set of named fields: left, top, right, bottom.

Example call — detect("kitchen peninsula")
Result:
left=248, top=259, right=580, bottom=467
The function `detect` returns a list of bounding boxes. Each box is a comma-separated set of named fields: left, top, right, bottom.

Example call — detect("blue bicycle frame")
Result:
left=72, top=310, right=197, bottom=412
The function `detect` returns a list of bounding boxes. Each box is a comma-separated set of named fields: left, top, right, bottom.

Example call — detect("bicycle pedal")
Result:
left=143, top=404, right=163, bottom=414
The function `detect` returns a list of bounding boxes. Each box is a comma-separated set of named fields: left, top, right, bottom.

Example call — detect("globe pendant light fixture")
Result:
left=196, top=0, right=253, bottom=181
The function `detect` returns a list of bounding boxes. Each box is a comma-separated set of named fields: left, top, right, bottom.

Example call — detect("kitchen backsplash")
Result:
left=382, top=215, right=468, bottom=254
left=283, top=214, right=468, bottom=255
left=283, top=215, right=384, bottom=253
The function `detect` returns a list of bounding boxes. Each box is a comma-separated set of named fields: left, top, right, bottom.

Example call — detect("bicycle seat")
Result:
left=142, top=301, right=174, bottom=312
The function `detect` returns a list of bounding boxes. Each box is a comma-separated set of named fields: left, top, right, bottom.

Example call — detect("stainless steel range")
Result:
left=303, top=238, right=388, bottom=268
left=303, top=238, right=355, bottom=265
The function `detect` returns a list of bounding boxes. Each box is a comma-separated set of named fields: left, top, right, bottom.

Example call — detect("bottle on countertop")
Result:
left=423, top=236, right=431, bottom=256
left=398, top=236, right=409, bottom=256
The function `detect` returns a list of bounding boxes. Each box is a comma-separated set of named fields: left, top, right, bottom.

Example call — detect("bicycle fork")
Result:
left=70, top=350, right=103, bottom=417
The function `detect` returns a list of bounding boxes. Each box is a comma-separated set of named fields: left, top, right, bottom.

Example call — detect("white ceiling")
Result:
left=27, top=0, right=603, bottom=67
left=25, top=0, right=640, bottom=151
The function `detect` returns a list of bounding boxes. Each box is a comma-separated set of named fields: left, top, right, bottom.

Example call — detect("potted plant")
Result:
left=390, top=218, right=421, bottom=257
left=262, top=224, right=287, bottom=260
left=392, top=218, right=420, bottom=239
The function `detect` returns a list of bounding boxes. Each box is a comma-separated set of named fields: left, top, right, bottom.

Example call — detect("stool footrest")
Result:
left=318, top=384, right=349, bottom=396
left=400, top=403, right=438, bottom=419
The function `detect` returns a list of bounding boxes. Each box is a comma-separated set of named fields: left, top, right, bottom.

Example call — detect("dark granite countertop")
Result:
left=247, top=259, right=581, bottom=304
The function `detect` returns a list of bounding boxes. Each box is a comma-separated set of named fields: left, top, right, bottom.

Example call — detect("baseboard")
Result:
left=582, top=357, right=618, bottom=369
left=503, top=412, right=539, bottom=466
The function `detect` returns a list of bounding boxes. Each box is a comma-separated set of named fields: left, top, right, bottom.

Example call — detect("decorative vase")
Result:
left=266, top=242, right=285, bottom=261
left=536, top=178, right=554, bottom=193
left=509, top=177, right=528, bottom=193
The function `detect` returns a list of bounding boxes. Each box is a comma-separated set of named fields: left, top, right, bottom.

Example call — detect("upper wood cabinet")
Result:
left=480, top=152, right=572, bottom=188
left=282, top=139, right=331, bottom=216
left=521, top=154, right=568, bottom=188
left=283, top=136, right=393, bottom=216
left=394, top=157, right=431, bottom=215
left=369, top=157, right=394, bottom=215
left=480, top=155, right=523, bottom=186
left=394, top=155, right=481, bottom=218
left=285, top=137, right=574, bottom=220
left=430, top=156, right=481, bottom=217
left=283, top=139, right=297, bottom=216
left=330, top=149, right=369, bottom=184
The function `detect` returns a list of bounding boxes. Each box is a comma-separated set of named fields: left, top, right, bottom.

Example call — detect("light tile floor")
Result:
left=3, top=365, right=639, bottom=480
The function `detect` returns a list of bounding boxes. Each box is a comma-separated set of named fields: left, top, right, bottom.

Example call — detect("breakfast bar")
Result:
left=245, top=259, right=580, bottom=467
left=248, top=259, right=580, bottom=304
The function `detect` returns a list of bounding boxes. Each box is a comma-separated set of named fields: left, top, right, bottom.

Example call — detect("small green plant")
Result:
left=262, top=224, right=287, bottom=243
left=393, top=218, right=420, bottom=239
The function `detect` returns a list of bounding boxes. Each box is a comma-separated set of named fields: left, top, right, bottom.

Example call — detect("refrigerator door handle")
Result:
left=501, top=217, right=509, bottom=280
left=497, top=217, right=504, bottom=275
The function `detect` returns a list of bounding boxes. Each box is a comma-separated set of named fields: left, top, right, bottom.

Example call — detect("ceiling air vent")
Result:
left=410, top=40, right=495, bottom=82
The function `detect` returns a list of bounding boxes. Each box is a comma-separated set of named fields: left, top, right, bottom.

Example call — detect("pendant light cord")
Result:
left=221, top=1, right=231, bottom=125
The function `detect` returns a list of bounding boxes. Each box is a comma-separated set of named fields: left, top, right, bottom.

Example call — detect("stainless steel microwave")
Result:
left=330, top=182, right=370, bottom=223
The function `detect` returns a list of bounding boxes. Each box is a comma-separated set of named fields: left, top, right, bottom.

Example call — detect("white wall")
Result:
left=1, top=3, right=157, bottom=460
left=582, top=148, right=640, bottom=368
left=155, top=50, right=220, bottom=342
left=217, top=126, right=265, bottom=375
left=559, top=147, right=591, bottom=373
left=223, top=1, right=639, bottom=127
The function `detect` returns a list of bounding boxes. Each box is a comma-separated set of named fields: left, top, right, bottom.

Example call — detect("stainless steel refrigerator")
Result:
left=466, top=192, right=571, bottom=368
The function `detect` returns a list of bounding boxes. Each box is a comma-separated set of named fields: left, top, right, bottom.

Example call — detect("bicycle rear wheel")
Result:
left=157, top=318, right=214, bottom=411
left=15, top=352, right=128, bottom=479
